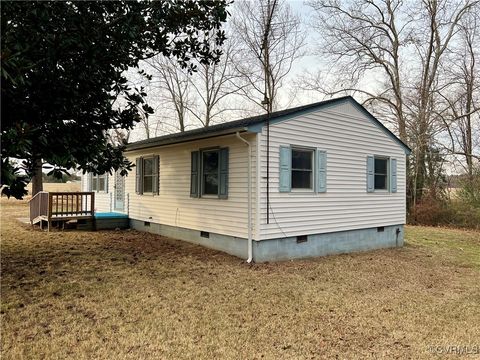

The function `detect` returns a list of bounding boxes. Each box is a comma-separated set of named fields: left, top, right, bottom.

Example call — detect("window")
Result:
left=143, top=157, right=154, bottom=193
left=90, top=174, right=107, bottom=193
left=202, top=150, right=219, bottom=195
left=135, top=155, right=159, bottom=195
left=367, top=155, right=397, bottom=193
left=291, top=148, right=314, bottom=189
left=374, top=157, right=388, bottom=190
left=190, top=148, right=229, bottom=199
left=279, top=146, right=327, bottom=193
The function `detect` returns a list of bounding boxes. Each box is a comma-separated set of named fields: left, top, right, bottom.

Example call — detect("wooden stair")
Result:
left=29, top=191, right=95, bottom=231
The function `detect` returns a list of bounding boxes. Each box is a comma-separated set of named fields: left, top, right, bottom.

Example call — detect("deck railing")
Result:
left=29, top=191, right=49, bottom=223
left=48, top=192, right=95, bottom=218
left=29, top=191, right=95, bottom=228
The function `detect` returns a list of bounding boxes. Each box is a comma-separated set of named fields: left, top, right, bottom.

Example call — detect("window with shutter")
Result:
left=367, top=155, right=396, bottom=193
left=191, top=148, right=229, bottom=199
left=279, top=145, right=327, bottom=193
left=136, top=155, right=159, bottom=195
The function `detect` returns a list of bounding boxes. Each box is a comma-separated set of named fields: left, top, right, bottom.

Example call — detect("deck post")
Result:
left=90, top=192, right=95, bottom=216
left=48, top=193, right=53, bottom=232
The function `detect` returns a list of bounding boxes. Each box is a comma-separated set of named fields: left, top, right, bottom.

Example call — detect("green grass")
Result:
left=406, top=226, right=480, bottom=269
left=1, top=199, right=479, bottom=359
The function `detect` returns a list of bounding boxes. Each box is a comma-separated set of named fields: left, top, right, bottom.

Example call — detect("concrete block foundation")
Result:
left=130, top=219, right=404, bottom=262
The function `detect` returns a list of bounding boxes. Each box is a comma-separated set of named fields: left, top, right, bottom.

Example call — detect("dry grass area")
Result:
left=1, top=199, right=479, bottom=359
left=25, top=182, right=81, bottom=197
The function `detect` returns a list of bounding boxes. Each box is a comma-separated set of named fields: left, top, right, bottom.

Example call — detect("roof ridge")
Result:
left=125, top=95, right=410, bottom=154
left=128, top=96, right=353, bottom=147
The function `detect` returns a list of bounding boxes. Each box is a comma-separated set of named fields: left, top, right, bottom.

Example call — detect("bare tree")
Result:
left=110, top=128, right=131, bottom=144
left=185, top=36, right=246, bottom=127
left=146, top=56, right=192, bottom=133
left=231, top=0, right=305, bottom=112
left=307, top=0, right=477, bottom=207
left=307, top=0, right=421, bottom=141
left=437, top=8, right=480, bottom=178
left=406, top=0, right=478, bottom=204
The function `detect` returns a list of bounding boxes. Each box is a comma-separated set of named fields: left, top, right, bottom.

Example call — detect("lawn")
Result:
left=1, top=199, right=479, bottom=359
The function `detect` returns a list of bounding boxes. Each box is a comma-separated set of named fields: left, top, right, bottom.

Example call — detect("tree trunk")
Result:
left=31, top=158, right=43, bottom=196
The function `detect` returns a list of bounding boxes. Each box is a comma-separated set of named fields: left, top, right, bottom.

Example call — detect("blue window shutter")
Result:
left=390, top=158, right=397, bottom=193
left=136, top=157, right=143, bottom=195
left=316, top=150, right=327, bottom=193
left=367, top=155, right=374, bottom=192
left=105, top=174, right=109, bottom=193
left=190, top=151, right=200, bottom=198
left=219, top=148, right=229, bottom=199
left=152, top=155, right=160, bottom=195
left=279, top=146, right=291, bottom=192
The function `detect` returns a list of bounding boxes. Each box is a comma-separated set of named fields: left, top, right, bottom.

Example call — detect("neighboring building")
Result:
left=82, top=96, right=410, bottom=262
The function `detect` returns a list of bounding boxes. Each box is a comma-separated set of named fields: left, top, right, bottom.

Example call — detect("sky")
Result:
left=129, top=1, right=335, bottom=141
left=128, top=0, right=391, bottom=144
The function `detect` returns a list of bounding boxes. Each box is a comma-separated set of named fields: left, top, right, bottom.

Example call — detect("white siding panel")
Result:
left=94, top=180, right=111, bottom=213
left=94, top=192, right=111, bottom=213
left=80, top=173, right=112, bottom=213
left=81, top=175, right=86, bottom=192
left=259, top=101, right=407, bottom=239
left=124, top=133, right=256, bottom=239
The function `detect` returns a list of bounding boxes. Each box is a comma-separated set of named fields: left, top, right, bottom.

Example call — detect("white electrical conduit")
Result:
left=235, top=132, right=253, bottom=263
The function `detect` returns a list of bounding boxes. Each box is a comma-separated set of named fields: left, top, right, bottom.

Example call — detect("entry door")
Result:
left=114, top=171, right=125, bottom=211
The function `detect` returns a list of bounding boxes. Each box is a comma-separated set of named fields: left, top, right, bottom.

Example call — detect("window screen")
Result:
left=202, top=150, right=219, bottom=195
left=374, top=158, right=388, bottom=190
left=291, top=149, right=313, bottom=189
left=143, top=158, right=154, bottom=193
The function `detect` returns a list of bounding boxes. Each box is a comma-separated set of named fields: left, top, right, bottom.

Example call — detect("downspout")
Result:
left=235, top=132, right=253, bottom=263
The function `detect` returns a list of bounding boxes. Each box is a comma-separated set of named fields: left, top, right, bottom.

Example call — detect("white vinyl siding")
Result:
left=82, top=173, right=112, bottom=213
left=259, top=101, right=406, bottom=240
left=83, top=99, right=406, bottom=242
left=125, top=134, right=257, bottom=239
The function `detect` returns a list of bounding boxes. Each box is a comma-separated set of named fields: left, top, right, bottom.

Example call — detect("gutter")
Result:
left=235, top=132, right=253, bottom=263
left=126, top=127, right=250, bottom=152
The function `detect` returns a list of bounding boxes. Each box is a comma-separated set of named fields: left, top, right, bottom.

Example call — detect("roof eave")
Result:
left=248, top=97, right=412, bottom=155
left=125, top=127, right=252, bottom=152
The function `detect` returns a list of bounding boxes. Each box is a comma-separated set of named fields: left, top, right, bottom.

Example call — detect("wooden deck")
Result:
left=29, top=191, right=95, bottom=231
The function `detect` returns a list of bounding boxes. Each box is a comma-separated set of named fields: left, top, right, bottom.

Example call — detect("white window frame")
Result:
left=142, top=156, right=155, bottom=194
left=373, top=156, right=390, bottom=192
left=201, top=149, right=220, bottom=197
left=291, top=147, right=315, bottom=191
left=91, top=174, right=107, bottom=193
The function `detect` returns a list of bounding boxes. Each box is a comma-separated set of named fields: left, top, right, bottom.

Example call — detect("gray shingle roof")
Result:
left=126, top=96, right=411, bottom=153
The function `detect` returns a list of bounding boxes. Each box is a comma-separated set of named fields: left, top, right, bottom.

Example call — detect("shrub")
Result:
left=409, top=197, right=480, bottom=230
left=457, top=171, right=480, bottom=208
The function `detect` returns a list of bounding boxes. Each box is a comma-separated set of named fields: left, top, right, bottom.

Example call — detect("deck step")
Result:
left=31, top=216, right=47, bottom=225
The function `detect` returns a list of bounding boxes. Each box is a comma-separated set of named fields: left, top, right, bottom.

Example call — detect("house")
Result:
left=82, top=96, right=410, bottom=262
